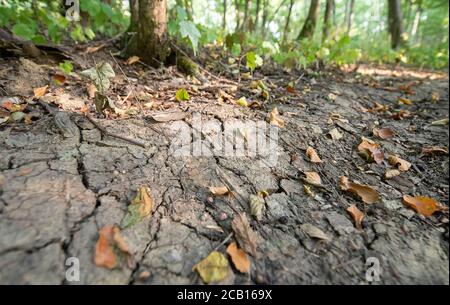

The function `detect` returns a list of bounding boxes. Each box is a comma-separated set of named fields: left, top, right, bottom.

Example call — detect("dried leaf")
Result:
left=226, top=242, right=250, bottom=273
left=210, top=186, right=230, bottom=196
left=339, top=176, right=380, bottom=204
left=249, top=194, right=265, bottom=221
left=53, top=74, right=66, bottom=85
left=94, top=225, right=117, bottom=269
left=86, top=83, right=97, bottom=99
left=373, top=128, right=394, bottom=139
left=125, top=56, right=140, bottom=65
left=269, top=107, right=285, bottom=128
left=398, top=97, right=412, bottom=105
left=300, top=223, right=330, bottom=241
left=421, top=146, right=448, bottom=155
left=327, top=128, right=343, bottom=140
left=304, top=171, right=322, bottom=185
left=306, top=146, right=323, bottom=163
left=33, top=85, right=48, bottom=98
left=402, top=195, right=444, bottom=217
left=346, top=205, right=364, bottom=230
left=368, top=102, right=389, bottom=113
left=431, top=92, right=440, bottom=102
left=151, top=112, right=187, bottom=122
left=385, top=169, right=401, bottom=179
left=431, top=118, right=449, bottom=126
left=357, top=139, right=384, bottom=164
left=121, top=186, right=153, bottom=228
left=391, top=110, right=412, bottom=120
left=303, top=184, right=314, bottom=197
left=231, top=213, right=259, bottom=257
left=194, top=251, right=229, bottom=284
left=388, top=155, right=411, bottom=172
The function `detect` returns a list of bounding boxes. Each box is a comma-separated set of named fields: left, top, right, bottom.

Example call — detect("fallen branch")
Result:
left=85, top=114, right=147, bottom=148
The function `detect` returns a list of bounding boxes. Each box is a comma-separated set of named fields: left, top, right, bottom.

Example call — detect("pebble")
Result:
left=219, top=212, right=227, bottom=221
left=399, top=208, right=415, bottom=220
left=207, top=197, right=214, bottom=204
left=138, top=271, right=151, bottom=281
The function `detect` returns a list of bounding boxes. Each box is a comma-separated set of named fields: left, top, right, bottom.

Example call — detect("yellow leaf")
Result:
left=398, top=97, right=412, bottom=105
left=306, top=146, right=323, bottom=163
left=385, top=169, right=401, bottom=179
left=402, top=195, right=445, bottom=217
left=194, top=251, right=229, bottom=284
left=269, top=107, right=285, bottom=128
left=226, top=242, right=250, bottom=273
left=346, top=204, right=364, bottom=230
left=125, top=56, right=140, bottom=65
left=33, top=85, right=48, bottom=98
left=236, top=97, right=248, bottom=107
left=339, top=176, right=379, bottom=204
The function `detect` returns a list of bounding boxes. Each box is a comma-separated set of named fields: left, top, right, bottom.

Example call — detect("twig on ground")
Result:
left=213, top=232, right=234, bottom=251
left=85, top=113, right=146, bottom=148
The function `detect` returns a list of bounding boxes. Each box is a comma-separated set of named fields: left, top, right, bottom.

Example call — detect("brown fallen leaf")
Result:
left=368, top=102, right=389, bottom=113
left=86, top=83, right=97, bottom=99
left=226, top=242, right=250, bottom=273
left=421, top=146, right=449, bottom=155
left=391, top=110, right=412, bottom=120
left=193, top=251, right=230, bottom=284
left=357, top=139, right=384, bottom=164
left=388, top=155, right=411, bottom=172
left=269, top=107, right=285, bottom=128
left=53, top=74, right=66, bottom=85
left=304, top=171, right=322, bottom=185
left=402, top=195, right=446, bottom=217
left=95, top=225, right=133, bottom=270
left=33, top=85, right=48, bottom=98
left=339, top=176, right=380, bottom=204
left=125, top=56, right=140, bottom=65
left=373, top=128, right=394, bottom=139
left=231, top=213, right=259, bottom=257
left=300, top=223, right=330, bottom=241
left=346, top=204, right=364, bottom=230
left=431, top=92, right=440, bottom=103
left=385, top=169, right=401, bottom=179
left=327, top=128, right=343, bottom=140
left=306, top=146, right=323, bottom=163
left=210, top=186, right=230, bottom=196
left=95, top=225, right=117, bottom=269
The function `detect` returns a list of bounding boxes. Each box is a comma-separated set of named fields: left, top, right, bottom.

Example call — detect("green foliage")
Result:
left=176, top=88, right=190, bottom=102
left=59, top=61, right=73, bottom=75
left=246, top=52, right=263, bottom=72
left=169, top=6, right=201, bottom=55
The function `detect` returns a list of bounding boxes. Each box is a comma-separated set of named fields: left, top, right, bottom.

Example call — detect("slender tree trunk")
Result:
left=235, top=0, right=242, bottom=31
left=346, top=0, right=355, bottom=33
left=282, top=0, right=295, bottom=45
left=254, top=0, right=261, bottom=31
left=223, top=0, right=227, bottom=32
left=410, top=4, right=422, bottom=43
left=297, top=0, right=320, bottom=40
left=184, top=0, right=193, bottom=20
left=388, top=0, right=406, bottom=49
left=242, top=0, right=251, bottom=31
left=260, top=0, right=269, bottom=35
left=322, top=0, right=334, bottom=41
left=127, top=0, right=169, bottom=67
left=128, top=0, right=139, bottom=32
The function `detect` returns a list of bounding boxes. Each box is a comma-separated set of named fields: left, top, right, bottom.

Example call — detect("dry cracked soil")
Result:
left=0, top=55, right=448, bottom=285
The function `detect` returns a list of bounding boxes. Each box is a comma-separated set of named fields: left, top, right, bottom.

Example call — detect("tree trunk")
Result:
left=282, top=0, right=295, bottom=45
left=223, top=0, right=227, bottom=32
left=128, top=0, right=139, bottom=33
left=410, top=5, right=422, bottom=43
left=346, top=0, right=355, bottom=33
left=260, top=0, right=269, bottom=35
left=322, top=0, right=334, bottom=41
left=388, top=0, right=406, bottom=49
left=184, top=0, right=193, bottom=20
left=254, top=0, right=261, bottom=31
left=297, top=0, right=320, bottom=40
left=127, top=0, right=169, bottom=67
left=234, top=0, right=242, bottom=31
left=242, top=0, right=251, bottom=31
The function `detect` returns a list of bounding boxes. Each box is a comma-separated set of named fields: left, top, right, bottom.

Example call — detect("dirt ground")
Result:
left=0, top=48, right=448, bottom=285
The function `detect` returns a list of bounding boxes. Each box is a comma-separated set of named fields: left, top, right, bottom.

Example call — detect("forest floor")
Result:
left=0, top=43, right=449, bottom=284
